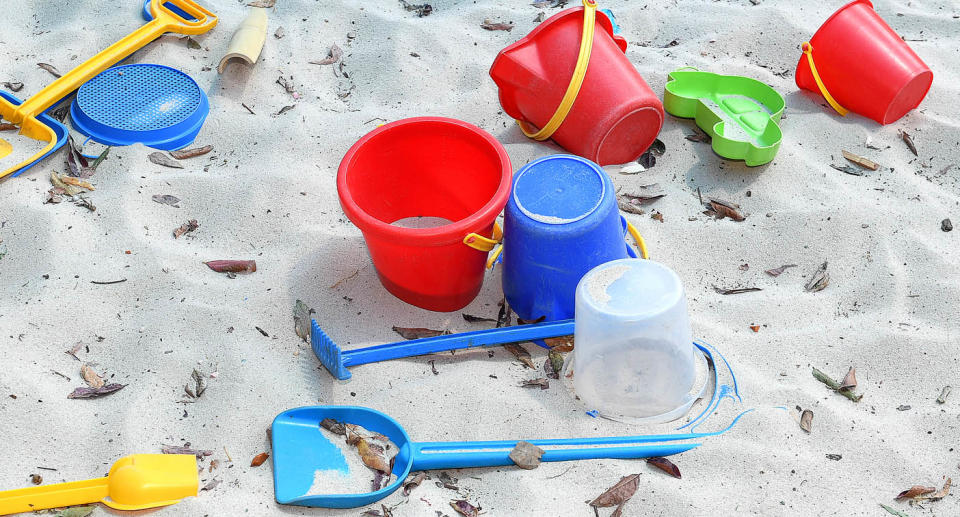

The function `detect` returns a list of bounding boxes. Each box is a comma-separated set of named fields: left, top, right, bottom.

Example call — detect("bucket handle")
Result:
left=480, top=220, right=650, bottom=270
left=463, top=222, right=503, bottom=252
left=801, top=42, right=849, bottom=117
left=515, top=0, right=598, bottom=141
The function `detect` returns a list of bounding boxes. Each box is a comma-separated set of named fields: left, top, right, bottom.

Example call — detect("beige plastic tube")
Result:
left=218, top=8, right=268, bottom=73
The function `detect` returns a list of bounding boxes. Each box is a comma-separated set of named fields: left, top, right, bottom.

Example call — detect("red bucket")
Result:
left=795, top=0, right=933, bottom=125
left=489, top=5, right=664, bottom=166
left=337, top=117, right=512, bottom=312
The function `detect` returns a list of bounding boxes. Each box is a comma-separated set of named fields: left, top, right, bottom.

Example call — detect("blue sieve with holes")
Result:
left=70, top=64, right=209, bottom=150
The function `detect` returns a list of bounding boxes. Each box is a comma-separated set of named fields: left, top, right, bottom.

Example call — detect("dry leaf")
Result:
left=392, top=327, right=449, bottom=339
left=173, top=219, right=199, bottom=239
left=880, top=503, right=910, bottom=517
left=481, top=19, right=514, bottom=31
left=56, top=506, right=96, bottom=517
left=505, top=343, right=535, bottom=369
left=275, top=105, right=296, bottom=116
left=900, top=130, right=918, bottom=156
left=462, top=313, right=495, bottom=323
left=620, top=183, right=666, bottom=204
left=714, top=287, right=762, bottom=295
left=650, top=211, right=664, bottom=222
left=646, top=457, right=681, bottom=479
left=169, top=146, right=213, bottom=160
left=162, top=444, right=213, bottom=457
left=400, top=0, right=433, bottom=16
left=521, top=378, right=549, bottom=390
left=589, top=474, right=640, bottom=508
left=509, top=441, right=544, bottom=470
left=450, top=500, right=480, bottom=517
left=895, top=485, right=935, bottom=500
left=496, top=298, right=512, bottom=328
left=839, top=367, right=857, bottom=391
left=80, top=364, right=104, bottom=389
left=831, top=163, right=865, bottom=176
left=804, top=262, right=829, bottom=292
left=67, top=383, right=126, bottom=399
left=0, top=123, right=17, bottom=131
left=799, top=409, right=813, bottom=433
left=686, top=128, right=711, bottom=143
left=37, top=63, right=61, bottom=77
left=403, top=472, right=428, bottom=496
left=310, top=43, right=343, bottom=65
left=50, top=172, right=80, bottom=196
left=1, top=81, right=24, bottom=92
left=201, top=478, right=221, bottom=491
left=294, top=299, right=316, bottom=343
left=247, top=0, right=276, bottom=6
left=842, top=150, right=879, bottom=170
left=617, top=197, right=646, bottom=215
left=30, top=474, right=42, bottom=485
left=547, top=349, right=565, bottom=377
left=148, top=152, right=183, bottom=168
left=937, top=386, right=951, bottom=404
left=545, top=335, right=574, bottom=352
left=927, top=478, right=951, bottom=501
left=152, top=194, right=181, bottom=207
left=191, top=369, right=207, bottom=397
left=765, top=264, right=797, bottom=277
left=205, top=260, right=257, bottom=274
left=250, top=452, right=270, bottom=467
left=357, top=438, right=390, bottom=472
left=60, top=176, right=94, bottom=191
left=706, top=198, right=745, bottom=221
left=320, top=418, right=346, bottom=435
left=638, top=151, right=656, bottom=169
left=749, top=325, right=760, bottom=332
left=274, top=26, right=285, bottom=39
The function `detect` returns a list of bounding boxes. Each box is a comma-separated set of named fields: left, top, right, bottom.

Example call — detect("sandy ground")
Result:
left=1, top=0, right=959, bottom=515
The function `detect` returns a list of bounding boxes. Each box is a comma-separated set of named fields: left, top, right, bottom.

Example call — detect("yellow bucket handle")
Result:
left=463, top=222, right=503, bottom=252
left=801, top=41, right=849, bottom=117
left=516, top=0, right=598, bottom=140
left=480, top=220, right=649, bottom=270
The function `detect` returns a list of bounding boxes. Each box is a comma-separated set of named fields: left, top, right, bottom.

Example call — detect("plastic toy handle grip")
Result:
left=154, top=0, right=219, bottom=34
left=801, top=42, right=848, bottom=117
left=342, top=320, right=575, bottom=367
left=410, top=440, right=699, bottom=471
left=0, top=477, right=109, bottom=514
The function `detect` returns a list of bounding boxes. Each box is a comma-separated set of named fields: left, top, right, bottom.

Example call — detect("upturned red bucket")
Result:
left=795, top=0, right=933, bottom=125
left=337, top=117, right=512, bottom=312
left=489, top=6, right=664, bottom=166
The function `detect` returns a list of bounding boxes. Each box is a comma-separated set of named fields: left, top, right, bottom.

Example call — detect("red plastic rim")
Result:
left=337, top=117, right=513, bottom=246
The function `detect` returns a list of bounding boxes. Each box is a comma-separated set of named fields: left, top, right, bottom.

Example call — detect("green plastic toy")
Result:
left=664, top=69, right=784, bottom=167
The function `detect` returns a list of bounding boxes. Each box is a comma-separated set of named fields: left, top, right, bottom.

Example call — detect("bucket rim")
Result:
left=337, top=116, right=513, bottom=246
left=809, top=0, right=874, bottom=46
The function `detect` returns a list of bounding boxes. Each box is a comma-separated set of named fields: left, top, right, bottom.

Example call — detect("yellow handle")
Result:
left=801, top=42, right=848, bottom=117
left=516, top=0, right=598, bottom=140
left=0, top=477, right=108, bottom=514
left=14, top=0, right=217, bottom=121
left=463, top=222, right=503, bottom=252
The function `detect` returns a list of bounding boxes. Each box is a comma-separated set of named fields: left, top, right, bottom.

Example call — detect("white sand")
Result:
left=1, top=0, right=959, bottom=515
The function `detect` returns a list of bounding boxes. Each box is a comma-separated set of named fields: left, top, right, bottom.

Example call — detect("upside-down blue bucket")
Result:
left=502, top=154, right=638, bottom=321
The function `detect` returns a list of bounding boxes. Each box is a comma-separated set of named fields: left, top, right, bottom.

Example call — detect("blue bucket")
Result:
left=502, top=154, right=638, bottom=321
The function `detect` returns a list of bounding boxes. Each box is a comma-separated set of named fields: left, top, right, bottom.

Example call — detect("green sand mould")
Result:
left=664, top=69, right=784, bottom=167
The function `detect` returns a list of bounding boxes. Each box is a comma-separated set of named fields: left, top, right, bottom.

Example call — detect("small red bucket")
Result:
left=337, top=117, right=512, bottom=312
left=489, top=4, right=664, bottom=166
left=795, top=0, right=933, bottom=125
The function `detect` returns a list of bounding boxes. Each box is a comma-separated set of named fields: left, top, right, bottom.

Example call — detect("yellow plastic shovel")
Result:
left=0, top=0, right=217, bottom=181
left=0, top=454, right=199, bottom=515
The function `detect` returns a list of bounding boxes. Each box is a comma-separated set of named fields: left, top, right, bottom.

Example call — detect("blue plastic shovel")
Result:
left=312, top=318, right=574, bottom=380
left=271, top=406, right=703, bottom=509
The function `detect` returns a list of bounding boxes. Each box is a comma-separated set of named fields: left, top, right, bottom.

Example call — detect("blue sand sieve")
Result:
left=70, top=64, right=209, bottom=151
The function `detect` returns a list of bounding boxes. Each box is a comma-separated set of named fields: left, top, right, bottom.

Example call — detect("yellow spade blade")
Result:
left=0, top=138, right=11, bottom=159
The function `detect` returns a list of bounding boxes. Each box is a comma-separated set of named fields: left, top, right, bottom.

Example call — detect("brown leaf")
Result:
left=927, top=478, right=951, bottom=501
left=508, top=441, right=544, bottom=470
left=620, top=184, right=666, bottom=204
left=505, top=343, right=535, bottom=369
left=402, top=472, right=428, bottom=496
left=205, top=260, right=257, bottom=274
left=646, top=457, right=681, bottom=479
left=830, top=163, right=865, bottom=176
left=80, top=364, right=104, bottom=389
left=481, top=19, right=514, bottom=31
left=706, top=198, right=745, bottom=221
left=161, top=444, right=213, bottom=458
left=400, top=0, right=433, bottom=16
left=765, top=264, right=797, bottom=277
left=357, top=438, right=390, bottom=472
left=462, top=314, right=496, bottom=323
left=37, top=63, right=62, bottom=78
left=60, top=176, right=94, bottom=191
left=169, top=145, right=213, bottom=160
left=173, top=219, right=200, bottom=239
left=247, top=0, right=276, bottom=6
left=294, top=299, right=315, bottom=343
left=895, top=485, right=935, bottom=500
left=749, top=325, right=760, bottom=332
left=152, top=194, right=181, bottom=207
left=320, top=418, right=346, bottom=435
left=1, top=81, right=24, bottom=92
left=545, top=335, right=574, bottom=352
left=714, top=286, right=762, bottom=295
left=310, top=43, right=343, bottom=65
left=900, top=130, right=918, bottom=156
left=804, top=262, right=829, bottom=292
left=496, top=298, right=512, bottom=328
left=148, top=152, right=184, bottom=169
left=841, top=150, right=880, bottom=170
left=799, top=409, right=813, bottom=433
left=521, top=378, right=549, bottom=390
left=67, top=383, right=125, bottom=399
left=392, top=326, right=449, bottom=340
left=685, top=128, right=711, bottom=143
left=250, top=452, right=270, bottom=467
left=589, top=474, right=640, bottom=508
left=50, top=172, right=80, bottom=196
left=0, top=123, right=17, bottom=131
left=30, top=474, right=42, bottom=485
left=201, top=478, right=221, bottom=491
left=275, top=105, right=296, bottom=116
left=450, top=500, right=480, bottom=517
left=839, top=367, right=857, bottom=391
left=617, top=197, right=646, bottom=215
left=650, top=211, right=664, bottom=223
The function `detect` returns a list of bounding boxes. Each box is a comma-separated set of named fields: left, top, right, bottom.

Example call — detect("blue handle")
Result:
left=342, top=320, right=574, bottom=367
left=411, top=436, right=699, bottom=471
